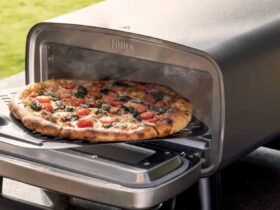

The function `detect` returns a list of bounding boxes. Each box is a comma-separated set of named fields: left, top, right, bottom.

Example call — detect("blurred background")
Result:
left=0, top=0, right=100, bottom=79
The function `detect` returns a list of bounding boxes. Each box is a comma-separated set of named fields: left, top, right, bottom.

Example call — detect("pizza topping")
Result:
left=95, top=109, right=107, bottom=116
left=65, top=122, right=73, bottom=127
left=113, top=86, right=125, bottom=92
left=98, top=102, right=110, bottom=111
left=38, top=90, right=46, bottom=96
left=75, top=85, right=88, bottom=98
left=110, top=101, right=124, bottom=107
left=77, top=108, right=91, bottom=117
left=91, top=91, right=101, bottom=98
left=122, top=106, right=140, bottom=120
left=129, top=90, right=145, bottom=98
left=60, top=93, right=72, bottom=99
left=99, top=116, right=116, bottom=124
left=29, top=92, right=38, bottom=98
left=61, top=84, right=75, bottom=90
left=50, top=95, right=60, bottom=101
left=140, top=111, right=155, bottom=120
left=42, top=103, right=54, bottom=113
left=112, top=80, right=129, bottom=87
left=148, top=104, right=170, bottom=115
left=157, top=106, right=170, bottom=114
left=14, top=79, right=192, bottom=142
left=108, top=91, right=118, bottom=99
left=71, top=98, right=86, bottom=107
left=87, top=103, right=96, bottom=108
left=41, top=110, right=54, bottom=121
left=146, top=116, right=160, bottom=123
left=30, top=101, right=42, bottom=111
left=152, top=90, right=164, bottom=101
left=137, top=84, right=150, bottom=91
left=109, top=106, right=120, bottom=113
left=64, top=115, right=79, bottom=122
left=135, top=104, right=147, bottom=113
left=65, top=106, right=75, bottom=112
left=163, top=95, right=171, bottom=103
left=144, top=93, right=154, bottom=104
left=103, top=124, right=113, bottom=129
left=100, top=88, right=111, bottom=95
left=119, top=95, right=132, bottom=102
left=155, top=101, right=166, bottom=107
left=77, top=119, right=94, bottom=128
left=36, top=96, right=51, bottom=103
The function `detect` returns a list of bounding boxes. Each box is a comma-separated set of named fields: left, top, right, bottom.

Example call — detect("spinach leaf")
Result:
left=30, top=101, right=42, bottom=111
left=100, top=88, right=111, bottom=95
left=75, top=85, right=88, bottom=98
left=103, top=124, right=113, bottom=129
left=112, top=80, right=129, bottom=87
left=119, top=95, right=132, bottom=102
left=152, top=91, right=164, bottom=101
left=64, top=115, right=79, bottom=122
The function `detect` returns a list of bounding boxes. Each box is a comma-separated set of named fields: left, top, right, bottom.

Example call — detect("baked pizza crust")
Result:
left=9, top=79, right=192, bottom=142
left=9, top=97, right=158, bottom=142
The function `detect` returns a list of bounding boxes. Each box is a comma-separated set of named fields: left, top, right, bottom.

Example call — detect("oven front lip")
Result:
left=0, top=142, right=201, bottom=209
left=25, top=23, right=225, bottom=176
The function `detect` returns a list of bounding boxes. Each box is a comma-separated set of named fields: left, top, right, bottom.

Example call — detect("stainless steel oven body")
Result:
left=27, top=0, right=280, bottom=173
left=0, top=0, right=279, bottom=209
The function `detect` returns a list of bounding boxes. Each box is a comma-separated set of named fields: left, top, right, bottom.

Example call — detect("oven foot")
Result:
left=198, top=173, right=222, bottom=210
left=0, top=176, right=3, bottom=195
left=43, top=190, right=71, bottom=210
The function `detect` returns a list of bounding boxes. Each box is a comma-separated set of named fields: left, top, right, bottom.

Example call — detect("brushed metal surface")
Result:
left=26, top=24, right=224, bottom=175
left=41, top=0, right=280, bottom=171
left=0, top=151, right=200, bottom=209
left=48, top=0, right=280, bottom=51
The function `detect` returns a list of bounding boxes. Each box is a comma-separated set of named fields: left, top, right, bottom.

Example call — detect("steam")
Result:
left=47, top=43, right=212, bottom=129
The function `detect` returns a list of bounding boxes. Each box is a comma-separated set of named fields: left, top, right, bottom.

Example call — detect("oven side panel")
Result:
left=213, top=19, right=280, bottom=168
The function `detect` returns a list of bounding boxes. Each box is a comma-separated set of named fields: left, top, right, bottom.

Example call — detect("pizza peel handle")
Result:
left=0, top=114, right=44, bottom=146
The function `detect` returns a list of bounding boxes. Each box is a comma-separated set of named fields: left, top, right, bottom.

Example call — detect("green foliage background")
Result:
left=0, top=0, right=100, bottom=79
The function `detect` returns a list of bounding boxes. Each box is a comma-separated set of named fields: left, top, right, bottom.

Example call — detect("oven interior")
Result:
left=45, top=42, right=214, bottom=162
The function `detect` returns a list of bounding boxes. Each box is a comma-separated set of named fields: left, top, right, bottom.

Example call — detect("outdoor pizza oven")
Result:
left=0, top=0, right=279, bottom=209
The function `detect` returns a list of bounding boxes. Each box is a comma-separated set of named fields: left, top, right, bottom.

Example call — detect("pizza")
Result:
left=8, top=79, right=192, bottom=142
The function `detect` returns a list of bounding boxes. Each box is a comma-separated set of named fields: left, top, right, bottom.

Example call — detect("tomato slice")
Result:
left=42, top=103, right=53, bottom=112
left=90, top=85, right=101, bottom=92
left=60, top=93, right=72, bottom=99
left=77, top=108, right=91, bottom=117
left=113, top=86, right=125, bottom=92
left=29, top=92, right=38, bottom=98
left=99, top=116, right=116, bottom=124
left=155, top=101, right=166, bottom=107
left=143, top=94, right=154, bottom=104
left=77, top=119, right=93, bottom=128
left=140, top=111, right=155, bottom=120
left=65, top=122, right=73, bottom=127
left=61, top=84, right=75, bottom=90
left=71, top=98, right=86, bottom=107
left=36, top=96, right=51, bottom=103
left=110, top=101, right=124, bottom=107
left=135, top=105, right=147, bottom=113
left=108, top=91, right=118, bottom=99
left=91, top=91, right=101, bottom=98
left=137, top=84, right=150, bottom=91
